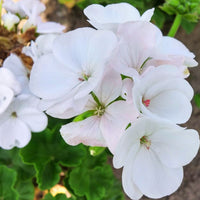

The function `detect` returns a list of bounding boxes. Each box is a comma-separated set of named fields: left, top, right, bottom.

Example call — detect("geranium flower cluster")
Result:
left=1, top=0, right=65, bottom=33
left=0, top=2, right=199, bottom=200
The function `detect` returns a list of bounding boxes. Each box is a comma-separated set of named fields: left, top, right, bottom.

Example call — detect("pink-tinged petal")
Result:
left=94, top=69, right=122, bottom=105
left=60, top=116, right=106, bottom=147
left=132, top=146, right=183, bottom=199
left=0, top=118, right=31, bottom=149
left=29, top=54, right=78, bottom=100
left=110, top=21, right=162, bottom=73
left=100, top=100, right=139, bottom=153
left=147, top=90, right=192, bottom=124
left=0, top=86, right=14, bottom=114
left=37, top=22, right=65, bottom=34
left=122, top=152, right=143, bottom=200
left=154, top=36, right=198, bottom=67
left=150, top=128, right=199, bottom=168
left=46, top=95, right=89, bottom=119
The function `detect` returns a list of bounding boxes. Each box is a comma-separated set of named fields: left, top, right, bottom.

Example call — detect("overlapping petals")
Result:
left=84, top=3, right=154, bottom=32
left=113, top=117, right=199, bottom=199
left=60, top=69, right=139, bottom=153
left=30, top=27, right=117, bottom=117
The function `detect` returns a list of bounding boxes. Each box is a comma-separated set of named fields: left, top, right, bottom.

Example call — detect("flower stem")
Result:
left=168, top=14, right=182, bottom=37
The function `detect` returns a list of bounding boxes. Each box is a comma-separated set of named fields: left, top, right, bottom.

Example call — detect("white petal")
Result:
left=121, top=78, right=134, bottom=104
left=150, top=128, right=199, bottom=168
left=3, top=54, right=29, bottom=91
left=113, top=117, right=151, bottom=168
left=46, top=95, right=89, bottom=119
left=154, top=36, right=198, bottom=67
left=37, top=22, right=65, bottom=34
left=94, top=69, right=122, bottom=105
left=111, top=21, right=162, bottom=73
left=29, top=54, right=77, bottom=99
left=0, top=86, right=14, bottom=114
left=18, top=108, right=47, bottom=132
left=11, top=95, right=47, bottom=132
left=60, top=116, right=106, bottom=147
left=140, top=8, right=155, bottom=21
left=132, top=146, right=183, bottom=199
left=122, top=152, right=143, bottom=200
left=53, top=28, right=96, bottom=69
left=100, top=100, right=139, bottom=153
left=0, top=118, right=31, bottom=149
left=0, top=68, right=21, bottom=94
left=148, top=90, right=192, bottom=124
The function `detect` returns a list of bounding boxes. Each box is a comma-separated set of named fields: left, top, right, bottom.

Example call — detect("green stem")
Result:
left=168, top=14, right=182, bottom=37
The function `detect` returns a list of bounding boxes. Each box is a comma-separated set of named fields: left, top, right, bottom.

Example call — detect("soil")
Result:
left=42, top=1, right=200, bottom=199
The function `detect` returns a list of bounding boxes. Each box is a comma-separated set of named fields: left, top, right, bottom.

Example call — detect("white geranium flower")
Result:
left=60, top=69, right=139, bottom=153
left=84, top=3, right=154, bottom=32
left=133, top=65, right=193, bottom=124
left=110, top=21, right=197, bottom=77
left=3, top=54, right=30, bottom=94
left=2, top=12, right=20, bottom=31
left=3, top=0, right=25, bottom=17
left=23, top=34, right=58, bottom=62
left=0, top=95, right=48, bottom=150
left=113, top=117, right=199, bottom=199
left=30, top=28, right=117, bottom=117
left=0, top=68, right=21, bottom=114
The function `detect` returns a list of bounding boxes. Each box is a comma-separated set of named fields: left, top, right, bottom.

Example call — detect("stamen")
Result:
left=142, top=99, right=150, bottom=107
left=94, top=106, right=105, bottom=117
left=78, top=72, right=90, bottom=82
left=140, top=136, right=151, bottom=150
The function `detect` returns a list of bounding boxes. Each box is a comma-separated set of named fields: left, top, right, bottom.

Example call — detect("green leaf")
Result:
left=0, top=148, right=35, bottom=181
left=181, top=18, right=197, bottom=33
left=68, top=152, right=113, bottom=200
left=15, top=179, right=34, bottom=200
left=36, top=160, right=62, bottom=190
left=69, top=165, right=113, bottom=200
left=102, top=177, right=125, bottom=200
left=194, top=93, right=200, bottom=108
left=20, top=124, right=87, bottom=190
left=152, top=8, right=166, bottom=29
left=43, top=193, right=69, bottom=200
left=0, top=165, right=19, bottom=200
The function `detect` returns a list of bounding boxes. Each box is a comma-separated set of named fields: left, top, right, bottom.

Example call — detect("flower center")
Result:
left=142, top=98, right=150, bottom=107
left=78, top=72, right=90, bottom=82
left=11, top=112, right=17, bottom=118
left=140, top=136, right=151, bottom=150
left=94, top=106, right=105, bottom=117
